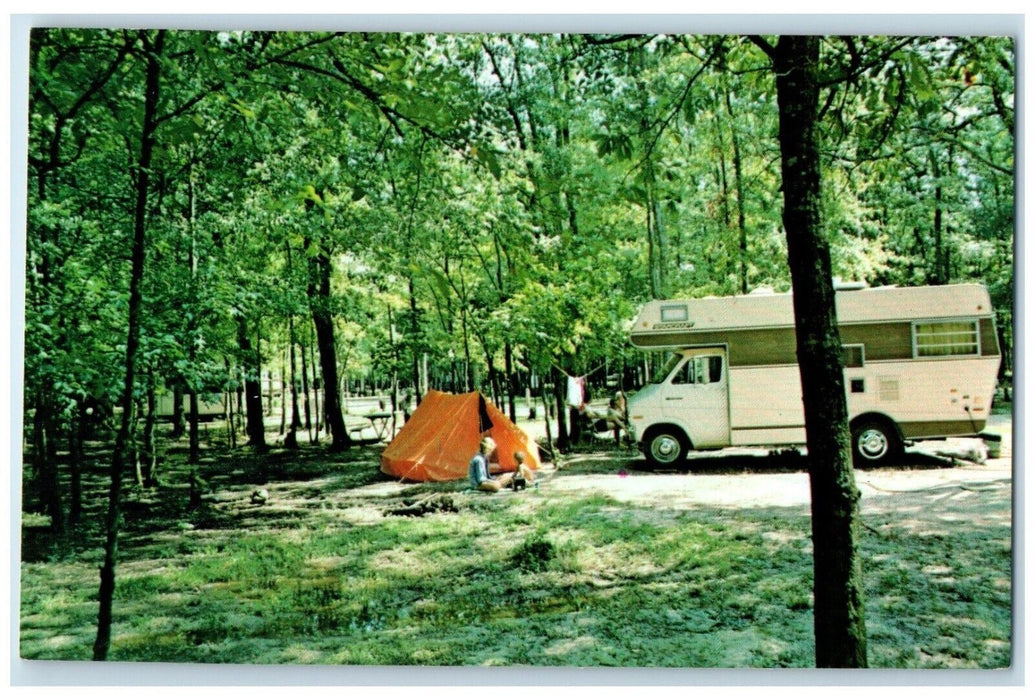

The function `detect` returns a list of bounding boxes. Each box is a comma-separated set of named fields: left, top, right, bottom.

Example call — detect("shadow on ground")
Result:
left=554, top=445, right=959, bottom=477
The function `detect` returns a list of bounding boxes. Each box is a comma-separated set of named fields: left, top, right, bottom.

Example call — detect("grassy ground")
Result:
left=18, top=425, right=1012, bottom=668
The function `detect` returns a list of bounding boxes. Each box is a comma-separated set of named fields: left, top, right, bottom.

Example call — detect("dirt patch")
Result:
left=541, top=414, right=1012, bottom=515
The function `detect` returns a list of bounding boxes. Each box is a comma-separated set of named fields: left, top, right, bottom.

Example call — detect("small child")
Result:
left=510, top=450, right=535, bottom=491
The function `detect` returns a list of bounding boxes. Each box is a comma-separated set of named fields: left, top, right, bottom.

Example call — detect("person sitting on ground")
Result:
left=469, top=438, right=535, bottom=493
left=469, top=436, right=503, bottom=492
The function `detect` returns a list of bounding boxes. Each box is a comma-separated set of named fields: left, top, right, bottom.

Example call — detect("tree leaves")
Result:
left=24, top=29, right=1015, bottom=428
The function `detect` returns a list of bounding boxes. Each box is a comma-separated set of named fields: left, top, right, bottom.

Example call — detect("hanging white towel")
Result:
left=566, top=375, right=585, bottom=408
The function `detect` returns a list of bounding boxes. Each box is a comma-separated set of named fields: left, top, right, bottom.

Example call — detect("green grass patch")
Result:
left=19, top=440, right=1012, bottom=668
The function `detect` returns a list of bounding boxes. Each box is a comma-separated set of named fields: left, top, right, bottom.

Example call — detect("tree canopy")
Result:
left=22, top=30, right=1013, bottom=439
left=19, top=26, right=1014, bottom=473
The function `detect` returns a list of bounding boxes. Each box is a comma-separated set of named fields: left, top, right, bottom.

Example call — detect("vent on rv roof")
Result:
left=660, top=304, right=689, bottom=322
left=833, top=279, right=869, bottom=291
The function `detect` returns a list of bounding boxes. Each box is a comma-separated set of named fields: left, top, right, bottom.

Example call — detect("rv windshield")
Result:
left=650, top=353, right=683, bottom=384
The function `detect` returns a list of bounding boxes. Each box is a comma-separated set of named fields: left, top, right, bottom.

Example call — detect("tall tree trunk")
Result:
left=772, top=34, right=867, bottom=668
left=305, top=231, right=350, bottom=451
left=407, top=257, right=423, bottom=404
left=224, top=359, right=237, bottom=449
left=258, top=326, right=271, bottom=417
left=313, top=312, right=348, bottom=447
left=68, top=397, right=85, bottom=527
left=651, top=194, right=667, bottom=298
left=504, top=342, right=517, bottom=423
left=33, top=392, right=63, bottom=533
left=388, top=304, right=399, bottom=437
left=188, top=390, right=200, bottom=464
left=300, top=338, right=313, bottom=441
left=718, top=39, right=750, bottom=295
left=410, top=284, right=422, bottom=403
left=539, top=380, right=556, bottom=463
left=237, top=317, right=267, bottom=451
left=929, top=146, right=956, bottom=285
left=459, top=305, right=475, bottom=392
left=186, top=155, right=200, bottom=464
left=170, top=385, right=185, bottom=438
left=645, top=190, right=662, bottom=300
left=140, top=372, right=158, bottom=486
left=726, top=94, right=749, bottom=295
left=235, top=368, right=244, bottom=435
left=551, top=366, right=570, bottom=450
left=94, top=29, right=164, bottom=662
left=284, top=315, right=301, bottom=450
left=484, top=342, right=500, bottom=407
left=717, top=149, right=731, bottom=231
left=933, top=180, right=946, bottom=284
left=283, top=241, right=303, bottom=450
left=279, top=357, right=287, bottom=435
left=311, top=341, right=322, bottom=440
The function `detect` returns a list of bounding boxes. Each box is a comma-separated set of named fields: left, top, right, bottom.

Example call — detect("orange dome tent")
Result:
left=380, top=389, right=541, bottom=482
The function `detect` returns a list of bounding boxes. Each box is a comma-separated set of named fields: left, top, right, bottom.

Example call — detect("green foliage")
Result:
left=23, top=29, right=1015, bottom=445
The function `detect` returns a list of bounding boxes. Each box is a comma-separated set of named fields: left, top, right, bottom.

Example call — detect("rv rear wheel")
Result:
left=644, top=428, right=688, bottom=469
left=851, top=419, right=901, bottom=466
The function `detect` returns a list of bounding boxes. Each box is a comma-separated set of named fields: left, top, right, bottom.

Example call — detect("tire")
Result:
left=851, top=419, right=901, bottom=466
left=643, top=427, right=689, bottom=469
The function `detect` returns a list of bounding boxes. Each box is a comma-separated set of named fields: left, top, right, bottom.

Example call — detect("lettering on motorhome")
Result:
left=652, top=321, right=696, bottom=330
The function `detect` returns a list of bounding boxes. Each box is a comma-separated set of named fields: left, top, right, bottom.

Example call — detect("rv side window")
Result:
left=672, top=356, right=723, bottom=385
left=671, top=360, right=693, bottom=385
left=651, top=353, right=684, bottom=384
left=704, top=356, right=722, bottom=383
left=913, top=320, right=980, bottom=357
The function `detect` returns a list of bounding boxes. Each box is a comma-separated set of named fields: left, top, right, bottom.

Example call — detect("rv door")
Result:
left=662, top=348, right=730, bottom=449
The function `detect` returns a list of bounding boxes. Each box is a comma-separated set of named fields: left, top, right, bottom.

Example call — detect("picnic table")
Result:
left=349, top=411, right=394, bottom=443
left=365, top=412, right=393, bottom=441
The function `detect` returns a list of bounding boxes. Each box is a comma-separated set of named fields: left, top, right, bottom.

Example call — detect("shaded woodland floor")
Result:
left=18, top=415, right=1013, bottom=670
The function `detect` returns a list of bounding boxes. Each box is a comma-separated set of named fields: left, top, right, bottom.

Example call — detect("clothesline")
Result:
left=551, top=363, right=607, bottom=380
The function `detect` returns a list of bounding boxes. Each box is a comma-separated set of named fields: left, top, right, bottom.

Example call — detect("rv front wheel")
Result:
left=644, top=428, right=688, bottom=469
left=851, top=419, right=901, bottom=466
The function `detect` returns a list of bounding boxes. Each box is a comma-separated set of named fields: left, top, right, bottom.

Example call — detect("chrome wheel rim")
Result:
left=857, top=428, right=889, bottom=460
left=650, top=435, right=681, bottom=464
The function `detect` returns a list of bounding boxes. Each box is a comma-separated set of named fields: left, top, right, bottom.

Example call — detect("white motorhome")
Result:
left=626, top=283, right=1001, bottom=467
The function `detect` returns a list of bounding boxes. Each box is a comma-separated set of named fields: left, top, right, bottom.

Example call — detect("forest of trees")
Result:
left=19, top=28, right=1014, bottom=665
